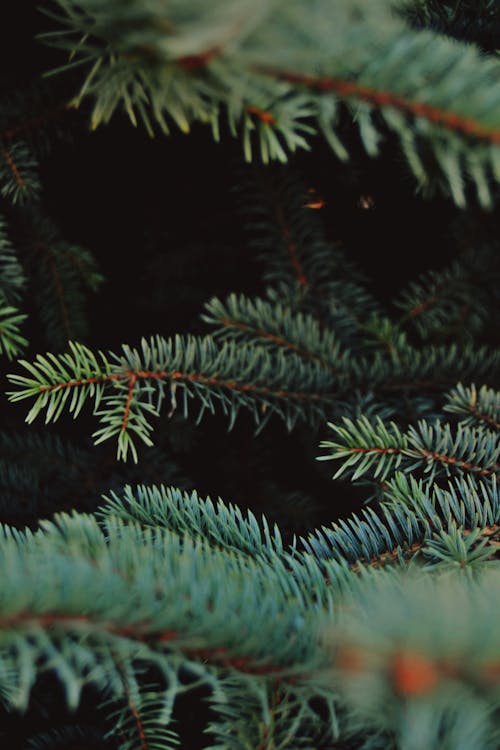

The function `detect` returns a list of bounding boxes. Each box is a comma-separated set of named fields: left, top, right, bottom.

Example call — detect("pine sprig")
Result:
left=104, top=681, right=181, bottom=750
left=302, top=472, right=500, bottom=569
left=368, top=344, right=500, bottom=394
left=444, top=383, right=500, bottom=431
left=42, top=0, right=500, bottom=205
left=7, top=336, right=341, bottom=461
left=2, top=483, right=500, bottom=745
left=0, top=141, right=40, bottom=204
left=20, top=214, right=104, bottom=351
left=235, top=167, right=378, bottom=336
left=202, top=293, right=345, bottom=371
left=319, top=414, right=500, bottom=485
left=0, top=215, right=25, bottom=303
left=395, top=251, right=500, bottom=342
left=324, top=570, right=500, bottom=749
left=99, top=484, right=285, bottom=560
left=0, top=304, right=28, bottom=360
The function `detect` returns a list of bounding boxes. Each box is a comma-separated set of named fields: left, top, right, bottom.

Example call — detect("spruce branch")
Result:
left=444, top=383, right=500, bottom=431
left=0, top=304, right=28, bottom=360
left=324, top=571, right=500, bottom=748
left=395, top=250, right=500, bottom=342
left=369, top=344, right=500, bottom=395
left=202, top=293, right=345, bottom=372
left=3, top=484, right=500, bottom=745
left=319, top=415, right=500, bottom=484
left=20, top=214, right=104, bottom=351
left=302, top=472, right=500, bottom=570
left=0, top=216, right=25, bottom=303
left=0, top=509, right=335, bottom=738
left=7, top=336, right=340, bottom=461
left=0, top=141, right=40, bottom=204
left=8, top=331, right=500, bottom=461
left=400, top=0, right=500, bottom=53
left=42, top=0, right=500, bottom=205
left=99, top=484, right=286, bottom=560
left=235, top=167, right=379, bottom=336
left=104, top=678, right=181, bottom=750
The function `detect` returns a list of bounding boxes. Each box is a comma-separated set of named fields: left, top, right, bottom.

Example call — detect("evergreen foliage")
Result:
left=42, top=0, right=500, bottom=206
left=2, top=1, right=500, bottom=748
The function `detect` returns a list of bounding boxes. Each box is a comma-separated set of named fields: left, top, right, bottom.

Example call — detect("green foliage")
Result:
left=395, top=249, right=500, bottom=342
left=4, top=3, right=500, bottom=746
left=0, top=216, right=27, bottom=358
left=325, top=570, right=500, bottom=749
left=320, top=408, right=500, bottom=486
left=17, top=211, right=104, bottom=350
left=99, top=483, right=285, bottom=559
left=400, top=0, right=500, bottom=52
left=234, top=168, right=379, bottom=339
left=0, top=215, right=25, bottom=302
left=0, top=305, right=27, bottom=360
left=7, top=336, right=340, bottom=461
left=43, top=0, right=500, bottom=206
left=0, top=140, right=40, bottom=204
left=8, top=175, right=500, bottom=462
left=202, top=292, right=344, bottom=369
left=444, top=382, right=500, bottom=431
left=103, top=683, right=181, bottom=750
left=303, top=472, right=500, bottom=566
left=2, top=469, right=500, bottom=746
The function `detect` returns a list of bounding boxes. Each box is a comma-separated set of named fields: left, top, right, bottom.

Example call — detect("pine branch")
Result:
left=0, top=141, right=40, bottom=204
left=0, top=510, right=331, bottom=721
left=20, top=214, right=104, bottom=351
left=400, top=0, right=500, bottom=53
left=202, top=293, right=345, bottom=372
left=0, top=215, right=25, bottom=303
left=319, top=414, right=500, bottom=485
left=235, top=167, right=379, bottom=338
left=395, top=249, right=500, bottom=342
left=3, top=483, right=500, bottom=745
left=368, top=344, right=500, bottom=394
left=324, top=570, right=500, bottom=748
left=444, top=383, right=500, bottom=431
left=302, top=472, right=500, bottom=570
left=42, top=0, right=500, bottom=205
left=99, top=484, right=285, bottom=560
left=7, top=337, right=340, bottom=461
left=0, top=303, right=28, bottom=360
left=104, top=678, right=180, bottom=750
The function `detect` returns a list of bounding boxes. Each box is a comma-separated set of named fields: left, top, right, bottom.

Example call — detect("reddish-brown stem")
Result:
left=246, top=106, right=277, bottom=125
left=349, top=446, right=401, bottom=455
left=39, top=368, right=333, bottom=403
left=420, top=448, right=497, bottom=477
left=218, top=317, right=337, bottom=371
left=122, top=373, right=138, bottom=431
left=353, top=523, right=500, bottom=571
left=178, top=45, right=223, bottom=70
left=254, top=66, right=500, bottom=145
left=276, top=208, right=309, bottom=288
left=0, top=611, right=290, bottom=677
left=39, top=374, right=122, bottom=392
left=1, top=145, right=26, bottom=190
left=464, top=406, right=500, bottom=431
left=117, top=666, right=149, bottom=750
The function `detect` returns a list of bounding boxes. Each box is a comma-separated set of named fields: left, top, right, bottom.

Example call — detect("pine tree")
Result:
left=1, top=1, right=500, bottom=747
